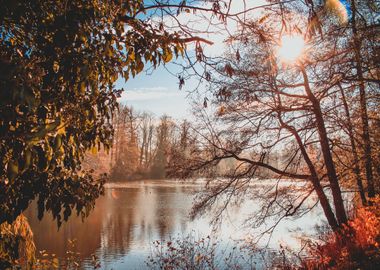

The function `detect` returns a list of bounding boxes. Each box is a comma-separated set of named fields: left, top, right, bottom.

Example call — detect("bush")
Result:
left=0, top=214, right=35, bottom=268
left=296, top=199, right=380, bottom=269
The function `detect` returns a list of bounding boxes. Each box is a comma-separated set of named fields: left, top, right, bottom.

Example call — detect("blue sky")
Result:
left=114, top=0, right=216, bottom=120
left=116, top=0, right=318, bottom=120
left=116, top=62, right=198, bottom=120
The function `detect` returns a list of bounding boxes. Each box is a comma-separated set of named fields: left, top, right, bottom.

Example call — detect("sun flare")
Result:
left=277, top=34, right=306, bottom=63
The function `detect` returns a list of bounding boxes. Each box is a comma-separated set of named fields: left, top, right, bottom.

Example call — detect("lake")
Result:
left=24, top=179, right=328, bottom=269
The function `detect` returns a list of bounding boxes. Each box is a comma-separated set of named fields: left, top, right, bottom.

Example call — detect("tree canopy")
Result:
left=0, top=0, right=226, bottom=226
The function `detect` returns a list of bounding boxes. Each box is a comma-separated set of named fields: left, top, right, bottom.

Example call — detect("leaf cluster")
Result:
left=0, top=0, right=187, bottom=226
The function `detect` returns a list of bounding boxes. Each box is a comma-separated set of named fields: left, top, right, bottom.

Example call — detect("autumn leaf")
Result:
left=162, top=49, right=173, bottom=63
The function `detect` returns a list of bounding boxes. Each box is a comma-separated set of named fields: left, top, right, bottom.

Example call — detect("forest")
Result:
left=0, top=0, right=380, bottom=269
left=91, top=105, right=284, bottom=181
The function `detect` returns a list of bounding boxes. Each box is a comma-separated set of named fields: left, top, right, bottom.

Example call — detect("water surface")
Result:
left=25, top=179, right=327, bottom=269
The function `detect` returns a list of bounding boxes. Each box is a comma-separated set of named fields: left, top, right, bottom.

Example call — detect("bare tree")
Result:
left=139, top=112, right=155, bottom=169
left=178, top=2, right=380, bottom=232
left=110, top=106, right=139, bottom=180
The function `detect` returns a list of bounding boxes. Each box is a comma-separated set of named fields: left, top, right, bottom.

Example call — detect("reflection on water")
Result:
left=24, top=179, right=326, bottom=269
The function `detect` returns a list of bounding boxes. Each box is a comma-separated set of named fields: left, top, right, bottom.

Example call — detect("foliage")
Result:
left=278, top=198, right=380, bottom=269
left=0, top=0, right=212, bottom=226
left=33, top=239, right=101, bottom=269
left=146, top=233, right=268, bottom=270
left=146, top=200, right=380, bottom=270
left=0, top=0, right=228, bottom=266
left=0, top=214, right=35, bottom=268
left=147, top=236, right=218, bottom=270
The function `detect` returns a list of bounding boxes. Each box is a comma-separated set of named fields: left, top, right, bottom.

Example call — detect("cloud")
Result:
left=117, top=86, right=192, bottom=119
left=118, top=86, right=183, bottom=102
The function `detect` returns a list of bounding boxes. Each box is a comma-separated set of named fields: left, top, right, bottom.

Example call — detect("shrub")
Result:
left=298, top=200, right=380, bottom=269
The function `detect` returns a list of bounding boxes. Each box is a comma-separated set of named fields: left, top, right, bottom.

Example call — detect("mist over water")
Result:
left=25, top=179, right=328, bottom=269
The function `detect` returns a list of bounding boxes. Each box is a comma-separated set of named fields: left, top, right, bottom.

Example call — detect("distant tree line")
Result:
left=107, top=105, right=198, bottom=181
left=103, top=104, right=301, bottom=182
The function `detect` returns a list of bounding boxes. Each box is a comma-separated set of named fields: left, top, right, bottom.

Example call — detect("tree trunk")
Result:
left=301, top=67, right=348, bottom=225
left=351, top=0, right=375, bottom=197
left=277, top=109, right=339, bottom=230
left=140, top=128, right=147, bottom=167
left=338, top=83, right=367, bottom=205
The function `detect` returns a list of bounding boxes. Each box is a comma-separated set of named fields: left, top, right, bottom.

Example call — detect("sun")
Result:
left=277, top=34, right=306, bottom=63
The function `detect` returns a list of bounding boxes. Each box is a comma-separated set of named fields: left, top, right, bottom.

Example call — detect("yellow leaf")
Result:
left=91, top=146, right=98, bottom=155
left=129, top=51, right=135, bottom=61
left=56, top=120, right=66, bottom=135
left=52, top=258, right=59, bottom=268
left=111, top=73, right=118, bottom=83
left=176, top=44, right=184, bottom=56
left=80, top=82, right=86, bottom=94
left=162, top=49, right=173, bottom=63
